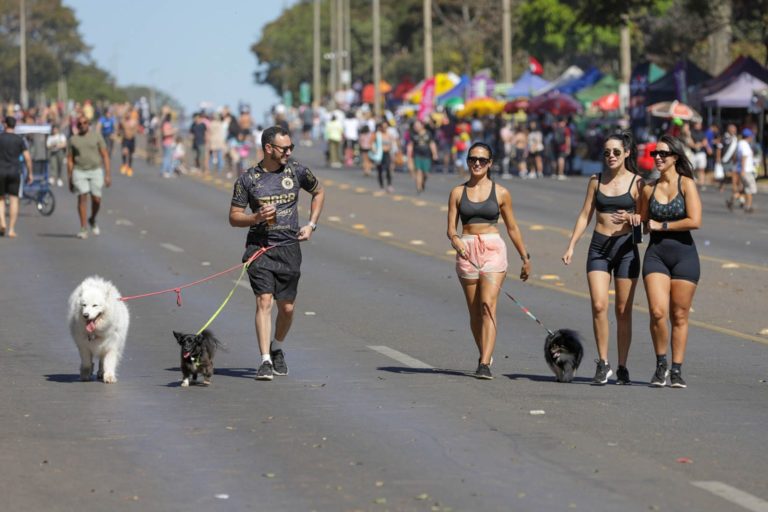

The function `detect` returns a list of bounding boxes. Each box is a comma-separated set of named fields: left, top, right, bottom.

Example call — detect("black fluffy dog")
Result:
left=544, top=329, right=584, bottom=383
left=173, top=330, right=223, bottom=387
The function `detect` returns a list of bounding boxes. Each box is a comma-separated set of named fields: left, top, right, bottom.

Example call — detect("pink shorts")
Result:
left=455, top=233, right=508, bottom=279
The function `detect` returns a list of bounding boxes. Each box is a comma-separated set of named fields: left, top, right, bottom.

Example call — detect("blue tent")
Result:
left=556, top=67, right=603, bottom=95
left=505, top=71, right=551, bottom=98
left=437, top=74, right=470, bottom=103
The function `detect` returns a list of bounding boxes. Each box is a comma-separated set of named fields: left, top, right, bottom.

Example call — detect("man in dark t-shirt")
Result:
left=0, top=116, right=33, bottom=238
left=229, top=125, right=325, bottom=381
left=189, top=112, right=208, bottom=172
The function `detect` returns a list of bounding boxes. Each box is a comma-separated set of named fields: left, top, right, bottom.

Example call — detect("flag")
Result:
left=529, top=56, right=543, bottom=76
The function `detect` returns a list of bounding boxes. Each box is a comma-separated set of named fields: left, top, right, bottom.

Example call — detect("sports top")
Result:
left=459, top=181, right=500, bottom=225
left=594, top=173, right=637, bottom=213
left=649, top=174, right=687, bottom=222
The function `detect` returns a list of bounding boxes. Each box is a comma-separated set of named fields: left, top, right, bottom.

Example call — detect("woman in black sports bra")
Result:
left=446, top=142, right=531, bottom=380
left=562, top=131, right=644, bottom=385
left=638, top=135, right=702, bottom=389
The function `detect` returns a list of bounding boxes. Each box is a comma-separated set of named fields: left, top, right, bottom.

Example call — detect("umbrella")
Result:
left=592, top=92, right=620, bottom=112
left=528, top=92, right=582, bottom=116
left=361, top=80, right=392, bottom=104
left=456, top=97, right=505, bottom=118
left=503, top=98, right=530, bottom=113
left=647, top=100, right=702, bottom=123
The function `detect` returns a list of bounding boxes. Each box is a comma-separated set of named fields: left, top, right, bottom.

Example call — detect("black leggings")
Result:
left=642, top=231, right=700, bottom=284
left=586, top=231, right=640, bottom=278
left=377, top=152, right=391, bottom=188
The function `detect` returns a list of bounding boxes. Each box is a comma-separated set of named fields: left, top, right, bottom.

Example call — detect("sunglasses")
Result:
left=650, top=150, right=675, bottom=159
left=603, top=148, right=624, bottom=158
left=270, top=143, right=295, bottom=153
left=467, top=156, right=491, bottom=166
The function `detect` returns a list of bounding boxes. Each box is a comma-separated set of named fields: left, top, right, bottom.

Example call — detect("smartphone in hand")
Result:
left=632, top=224, right=643, bottom=244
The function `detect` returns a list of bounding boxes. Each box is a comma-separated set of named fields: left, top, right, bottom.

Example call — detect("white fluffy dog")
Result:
left=68, top=276, right=130, bottom=383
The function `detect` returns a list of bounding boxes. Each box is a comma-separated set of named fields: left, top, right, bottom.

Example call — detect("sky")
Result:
left=64, top=0, right=299, bottom=122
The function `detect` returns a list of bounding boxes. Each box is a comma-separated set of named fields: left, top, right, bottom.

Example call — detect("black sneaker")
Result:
left=271, top=349, right=288, bottom=376
left=669, top=369, right=687, bottom=388
left=592, top=360, right=613, bottom=385
left=475, top=363, right=493, bottom=380
left=255, top=361, right=274, bottom=381
left=616, top=366, right=631, bottom=385
left=650, top=361, right=669, bottom=387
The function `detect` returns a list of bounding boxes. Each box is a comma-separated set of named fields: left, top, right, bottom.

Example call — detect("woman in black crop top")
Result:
left=562, top=131, right=644, bottom=385
left=638, top=135, right=702, bottom=388
left=446, top=142, right=531, bottom=380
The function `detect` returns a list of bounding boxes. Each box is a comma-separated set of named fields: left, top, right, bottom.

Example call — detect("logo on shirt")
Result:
left=281, top=177, right=294, bottom=190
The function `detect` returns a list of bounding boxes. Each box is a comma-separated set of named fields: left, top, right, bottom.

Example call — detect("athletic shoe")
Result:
left=669, top=369, right=687, bottom=388
left=592, top=360, right=613, bottom=385
left=650, top=361, right=669, bottom=387
left=88, top=218, right=100, bottom=236
left=475, top=363, right=493, bottom=380
left=126, top=167, right=134, bottom=177
left=616, top=366, right=631, bottom=385
left=255, top=361, right=274, bottom=381
left=271, top=349, right=288, bottom=376
left=76, top=228, right=88, bottom=240
left=120, top=164, right=127, bottom=175
left=725, top=198, right=734, bottom=211
left=56, top=178, right=63, bottom=187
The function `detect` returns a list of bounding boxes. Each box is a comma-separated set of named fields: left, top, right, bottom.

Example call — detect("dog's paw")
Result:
left=102, top=374, right=118, bottom=384
left=202, top=380, right=211, bottom=386
left=79, top=369, right=92, bottom=381
left=181, top=378, right=190, bottom=387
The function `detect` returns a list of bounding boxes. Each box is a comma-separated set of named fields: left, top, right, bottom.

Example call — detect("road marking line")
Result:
left=161, top=243, right=184, bottom=253
left=115, top=218, right=134, bottom=226
left=691, top=481, right=768, bottom=512
left=410, top=240, right=425, bottom=245
left=368, top=346, right=434, bottom=369
left=378, top=231, right=393, bottom=237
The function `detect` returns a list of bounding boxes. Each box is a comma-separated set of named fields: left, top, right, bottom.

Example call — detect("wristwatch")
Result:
left=521, top=252, right=531, bottom=262
left=308, top=221, right=318, bottom=231
left=661, top=222, right=668, bottom=231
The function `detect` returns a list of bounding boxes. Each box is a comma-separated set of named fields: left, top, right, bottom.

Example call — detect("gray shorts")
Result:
left=72, top=168, right=104, bottom=197
left=741, top=172, right=757, bottom=195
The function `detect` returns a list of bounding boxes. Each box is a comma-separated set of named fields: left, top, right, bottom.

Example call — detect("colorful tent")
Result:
left=697, top=56, right=768, bottom=101
left=576, top=75, right=619, bottom=105
left=647, top=59, right=711, bottom=104
left=437, top=74, right=470, bottom=104
left=505, top=71, right=551, bottom=98
left=361, top=81, right=393, bottom=104
left=535, top=65, right=583, bottom=96
left=456, top=97, right=505, bottom=118
left=407, top=73, right=462, bottom=104
left=703, top=72, right=768, bottom=108
left=555, top=67, right=602, bottom=95
left=528, top=92, right=582, bottom=116
left=592, top=93, right=620, bottom=112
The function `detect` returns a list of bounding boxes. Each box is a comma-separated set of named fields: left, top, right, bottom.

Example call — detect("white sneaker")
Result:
left=88, top=218, right=100, bottom=236
left=76, top=229, right=88, bottom=240
left=56, top=178, right=64, bottom=187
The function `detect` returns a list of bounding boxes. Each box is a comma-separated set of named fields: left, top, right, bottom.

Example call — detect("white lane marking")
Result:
left=115, top=218, right=134, bottom=226
left=691, top=481, right=768, bottom=512
left=368, top=345, right=434, bottom=369
left=161, top=243, right=184, bottom=253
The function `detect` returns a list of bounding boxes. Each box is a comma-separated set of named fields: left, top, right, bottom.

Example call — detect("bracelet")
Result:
left=521, top=252, right=531, bottom=261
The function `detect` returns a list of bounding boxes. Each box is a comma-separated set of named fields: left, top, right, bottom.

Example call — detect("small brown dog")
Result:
left=173, top=330, right=222, bottom=387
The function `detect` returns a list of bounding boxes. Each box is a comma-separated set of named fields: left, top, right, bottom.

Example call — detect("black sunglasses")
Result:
left=603, top=148, right=624, bottom=158
left=467, top=156, right=491, bottom=166
left=650, top=150, right=675, bottom=159
left=270, top=143, right=295, bottom=153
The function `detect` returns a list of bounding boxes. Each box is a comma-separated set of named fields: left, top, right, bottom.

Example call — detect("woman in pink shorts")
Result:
left=446, top=142, right=531, bottom=379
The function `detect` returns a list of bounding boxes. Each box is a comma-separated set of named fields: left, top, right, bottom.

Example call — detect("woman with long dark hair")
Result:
left=562, top=131, right=644, bottom=385
left=447, top=142, right=531, bottom=379
left=638, top=135, right=701, bottom=388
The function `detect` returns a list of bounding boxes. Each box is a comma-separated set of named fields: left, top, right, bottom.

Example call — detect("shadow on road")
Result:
left=37, top=233, right=80, bottom=238
left=376, top=366, right=471, bottom=377
left=45, top=373, right=82, bottom=383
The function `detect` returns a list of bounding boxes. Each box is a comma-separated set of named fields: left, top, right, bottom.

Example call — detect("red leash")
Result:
left=119, top=246, right=273, bottom=306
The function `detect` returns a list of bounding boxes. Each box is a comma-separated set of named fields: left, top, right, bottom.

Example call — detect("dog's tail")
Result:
left=200, top=330, right=228, bottom=352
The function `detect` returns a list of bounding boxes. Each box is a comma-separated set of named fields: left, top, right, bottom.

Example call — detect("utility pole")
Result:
left=423, top=0, right=433, bottom=79
left=344, top=0, right=351, bottom=87
left=336, top=0, right=345, bottom=89
left=372, top=0, right=381, bottom=118
left=502, top=0, right=512, bottom=83
left=19, top=0, right=28, bottom=109
left=313, top=0, right=321, bottom=108
left=619, top=13, right=631, bottom=115
left=328, top=0, right=337, bottom=101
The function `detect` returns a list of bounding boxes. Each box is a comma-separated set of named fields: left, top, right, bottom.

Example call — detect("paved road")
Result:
left=1, top=146, right=766, bottom=512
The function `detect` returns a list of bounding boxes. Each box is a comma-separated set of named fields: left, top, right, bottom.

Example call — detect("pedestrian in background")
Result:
left=446, top=142, right=531, bottom=380
left=639, top=135, right=701, bottom=388
left=46, top=124, right=67, bottom=187
left=562, top=131, right=643, bottom=385
left=0, top=116, right=33, bottom=238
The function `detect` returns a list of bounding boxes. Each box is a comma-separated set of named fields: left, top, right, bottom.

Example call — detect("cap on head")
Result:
left=742, top=128, right=754, bottom=138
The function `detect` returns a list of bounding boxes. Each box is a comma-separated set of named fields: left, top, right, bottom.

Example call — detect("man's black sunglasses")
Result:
left=467, top=156, right=491, bottom=166
left=650, top=150, right=675, bottom=159
left=270, top=143, right=295, bottom=153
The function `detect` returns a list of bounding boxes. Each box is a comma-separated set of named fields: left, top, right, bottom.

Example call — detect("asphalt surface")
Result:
left=1, top=145, right=767, bottom=512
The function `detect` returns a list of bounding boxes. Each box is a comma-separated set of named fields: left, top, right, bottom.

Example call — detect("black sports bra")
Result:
left=595, top=173, right=637, bottom=213
left=459, top=181, right=500, bottom=225
left=649, top=175, right=687, bottom=222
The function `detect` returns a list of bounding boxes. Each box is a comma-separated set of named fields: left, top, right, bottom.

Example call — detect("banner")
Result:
left=469, top=71, right=495, bottom=100
left=418, top=77, right=436, bottom=121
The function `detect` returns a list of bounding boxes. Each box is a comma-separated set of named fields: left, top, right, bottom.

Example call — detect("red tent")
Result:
left=392, top=77, right=416, bottom=101
left=592, top=93, right=619, bottom=111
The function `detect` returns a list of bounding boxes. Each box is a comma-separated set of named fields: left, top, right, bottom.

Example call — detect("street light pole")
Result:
left=619, top=13, right=631, bottom=115
left=373, top=0, right=381, bottom=118
left=313, top=0, right=321, bottom=108
left=336, top=0, right=345, bottom=88
left=502, top=0, right=512, bottom=84
left=423, top=0, right=433, bottom=79
left=19, top=0, right=28, bottom=110
left=329, top=0, right=337, bottom=100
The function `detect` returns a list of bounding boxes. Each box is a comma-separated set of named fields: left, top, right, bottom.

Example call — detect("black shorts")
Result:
left=122, top=138, right=136, bottom=153
left=587, top=231, right=640, bottom=279
left=0, top=173, right=21, bottom=196
left=643, top=232, right=700, bottom=284
left=244, top=243, right=302, bottom=300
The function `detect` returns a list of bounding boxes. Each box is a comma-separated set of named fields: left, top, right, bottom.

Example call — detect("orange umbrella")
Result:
left=647, top=100, right=702, bottom=123
left=362, top=80, right=393, bottom=104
